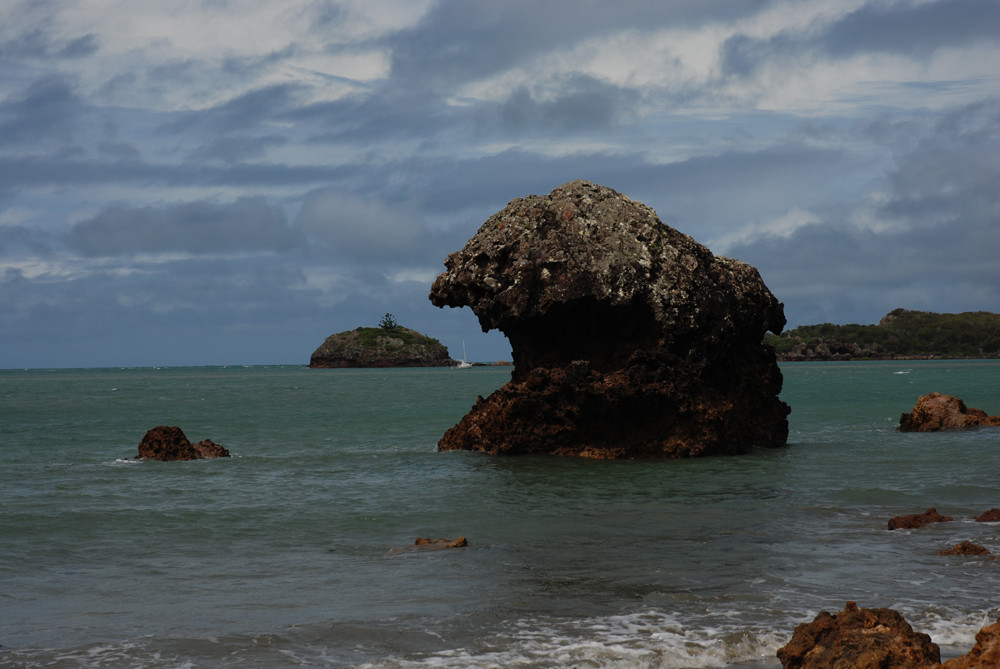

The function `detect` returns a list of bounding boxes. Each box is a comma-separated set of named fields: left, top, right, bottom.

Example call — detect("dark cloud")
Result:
left=68, top=197, right=302, bottom=257
left=0, top=77, right=80, bottom=146
left=389, top=0, right=771, bottom=90
left=722, top=0, right=1000, bottom=77
left=496, top=75, right=638, bottom=132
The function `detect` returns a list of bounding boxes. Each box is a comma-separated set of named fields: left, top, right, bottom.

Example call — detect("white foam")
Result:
left=358, top=610, right=784, bottom=668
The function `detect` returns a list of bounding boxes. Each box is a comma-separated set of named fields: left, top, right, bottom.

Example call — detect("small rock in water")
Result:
left=975, top=508, right=1000, bottom=522
left=134, top=425, right=230, bottom=461
left=385, top=537, right=468, bottom=556
left=938, top=541, right=991, bottom=556
left=887, top=508, right=953, bottom=530
left=899, top=392, right=1000, bottom=432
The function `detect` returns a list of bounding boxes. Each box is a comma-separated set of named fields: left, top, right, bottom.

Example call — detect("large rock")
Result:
left=899, top=392, right=1000, bottom=432
left=309, top=326, right=455, bottom=368
left=136, top=425, right=230, bottom=461
left=428, top=180, right=789, bottom=457
left=777, top=601, right=941, bottom=669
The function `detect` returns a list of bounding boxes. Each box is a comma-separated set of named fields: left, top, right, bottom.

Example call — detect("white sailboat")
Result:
left=455, top=340, right=473, bottom=369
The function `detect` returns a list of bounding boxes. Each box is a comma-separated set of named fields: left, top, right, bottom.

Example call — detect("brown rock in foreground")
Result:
left=777, top=601, right=941, bottom=669
left=428, top=180, right=789, bottom=458
left=135, top=425, right=230, bottom=461
left=937, top=541, right=990, bottom=556
left=899, top=392, right=1000, bottom=432
left=941, top=619, right=1000, bottom=669
left=888, top=508, right=954, bottom=530
left=385, top=537, right=468, bottom=555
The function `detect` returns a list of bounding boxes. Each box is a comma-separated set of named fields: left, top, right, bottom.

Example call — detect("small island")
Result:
left=309, top=314, right=457, bottom=368
left=767, top=309, right=1000, bottom=361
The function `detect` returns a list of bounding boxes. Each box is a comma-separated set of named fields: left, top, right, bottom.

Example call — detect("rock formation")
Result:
left=937, top=541, right=990, bottom=556
left=777, top=601, right=941, bottom=669
left=385, top=537, right=468, bottom=555
left=135, top=425, right=230, bottom=461
left=429, top=180, right=789, bottom=457
left=777, top=603, right=1000, bottom=669
left=941, top=618, right=1000, bottom=669
left=309, top=326, right=455, bottom=368
left=899, top=392, right=1000, bottom=432
left=976, top=508, right=1000, bottom=522
left=888, top=508, right=953, bottom=530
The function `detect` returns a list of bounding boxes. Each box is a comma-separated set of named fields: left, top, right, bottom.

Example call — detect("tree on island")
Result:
left=379, top=313, right=400, bottom=331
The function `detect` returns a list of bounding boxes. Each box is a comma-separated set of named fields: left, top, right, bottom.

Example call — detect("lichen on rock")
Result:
left=429, top=180, right=790, bottom=458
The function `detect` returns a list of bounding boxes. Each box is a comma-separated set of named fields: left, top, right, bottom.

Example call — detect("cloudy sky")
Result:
left=1, top=0, right=998, bottom=368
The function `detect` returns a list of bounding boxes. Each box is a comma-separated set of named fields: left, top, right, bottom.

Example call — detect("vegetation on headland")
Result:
left=766, top=309, right=1000, bottom=360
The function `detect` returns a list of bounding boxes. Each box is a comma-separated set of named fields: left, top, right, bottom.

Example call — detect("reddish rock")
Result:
left=386, top=537, right=468, bottom=555
left=942, top=619, right=1000, bottom=669
left=777, top=601, right=940, bottom=669
left=938, top=541, right=991, bottom=556
left=899, top=392, right=1000, bottom=432
left=888, top=508, right=954, bottom=530
left=135, top=425, right=230, bottom=461
left=428, top=180, right=789, bottom=458
left=976, top=508, right=1000, bottom=522
left=192, top=438, right=230, bottom=459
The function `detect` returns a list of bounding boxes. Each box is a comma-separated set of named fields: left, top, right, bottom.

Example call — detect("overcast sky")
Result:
left=1, top=0, right=998, bottom=368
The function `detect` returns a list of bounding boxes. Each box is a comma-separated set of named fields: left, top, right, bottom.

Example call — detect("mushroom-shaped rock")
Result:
left=429, top=180, right=789, bottom=457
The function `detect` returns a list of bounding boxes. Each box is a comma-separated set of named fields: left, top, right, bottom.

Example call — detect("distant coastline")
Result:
left=768, top=309, right=1000, bottom=362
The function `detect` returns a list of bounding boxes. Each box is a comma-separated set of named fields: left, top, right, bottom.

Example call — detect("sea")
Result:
left=1, top=360, right=998, bottom=668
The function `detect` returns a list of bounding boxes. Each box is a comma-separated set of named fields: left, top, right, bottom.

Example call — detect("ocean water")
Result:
left=1, top=360, right=998, bottom=668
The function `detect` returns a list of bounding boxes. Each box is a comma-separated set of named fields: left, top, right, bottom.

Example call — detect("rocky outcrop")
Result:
left=942, top=619, right=1000, bottom=669
left=385, top=537, right=468, bottom=555
left=888, top=508, right=953, bottom=530
left=135, top=425, right=230, bottom=461
left=428, top=180, right=789, bottom=458
left=309, top=326, right=455, bottom=368
left=899, top=392, right=1000, bottom=432
left=777, top=601, right=941, bottom=669
left=976, top=508, right=1000, bottom=522
left=777, top=604, right=1000, bottom=669
left=937, top=541, right=990, bottom=556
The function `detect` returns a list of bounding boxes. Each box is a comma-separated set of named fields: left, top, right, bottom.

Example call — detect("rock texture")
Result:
left=309, top=327, right=455, bottom=368
left=888, top=508, right=953, bottom=530
left=937, top=541, right=990, bottom=556
left=136, top=425, right=230, bottom=461
left=899, top=392, right=1000, bottom=432
left=777, top=601, right=941, bottom=669
left=385, top=537, right=468, bottom=555
left=428, top=180, right=789, bottom=457
left=941, top=619, right=1000, bottom=669
left=976, top=508, right=1000, bottom=522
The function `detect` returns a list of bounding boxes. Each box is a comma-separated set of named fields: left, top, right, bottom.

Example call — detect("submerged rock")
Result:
left=888, top=508, right=953, bottom=530
left=385, top=537, right=468, bottom=555
left=429, top=180, right=789, bottom=457
left=135, top=425, right=231, bottom=461
left=777, top=601, right=941, bottom=669
left=937, top=541, right=990, bottom=556
left=899, top=392, right=1000, bottom=432
left=976, top=508, right=1000, bottom=522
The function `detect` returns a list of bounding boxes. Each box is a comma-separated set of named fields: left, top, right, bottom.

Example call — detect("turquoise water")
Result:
left=1, top=361, right=998, bottom=667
